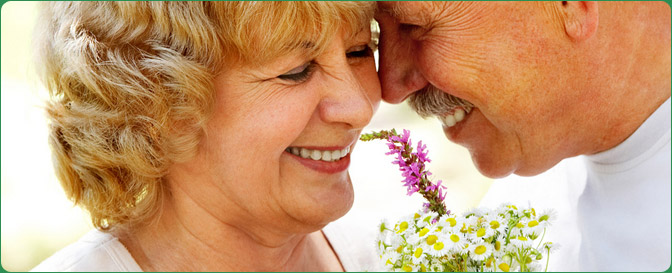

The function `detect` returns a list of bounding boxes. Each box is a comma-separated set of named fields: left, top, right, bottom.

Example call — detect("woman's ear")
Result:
left=561, top=1, right=599, bottom=42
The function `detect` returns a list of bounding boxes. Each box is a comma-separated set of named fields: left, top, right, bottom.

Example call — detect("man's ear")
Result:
left=561, top=1, right=599, bottom=42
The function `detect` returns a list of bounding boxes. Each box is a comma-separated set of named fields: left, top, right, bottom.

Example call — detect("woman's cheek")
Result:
left=359, top=61, right=382, bottom=111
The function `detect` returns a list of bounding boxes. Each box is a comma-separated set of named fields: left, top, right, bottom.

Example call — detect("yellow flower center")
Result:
left=540, top=215, right=549, bottom=222
left=403, top=265, right=413, bottom=272
left=426, top=235, right=438, bottom=245
left=516, top=223, right=524, bottom=229
left=420, top=264, right=427, bottom=272
left=433, top=242, right=445, bottom=250
left=460, top=223, right=468, bottom=233
left=517, top=236, right=528, bottom=241
left=447, top=218, right=457, bottom=227
left=528, top=220, right=539, bottom=228
left=531, top=208, right=537, bottom=217
left=477, top=228, right=486, bottom=237
left=414, top=247, right=423, bottom=258
left=398, top=221, right=409, bottom=233
left=419, top=227, right=430, bottom=237
left=436, top=226, right=443, bottom=232
left=414, top=213, right=421, bottom=219
left=490, top=220, right=500, bottom=229
left=499, top=263, right=510, bottom=272
left=475, top=245, right=487, bottom=255
left=396, top=245, right=404, bottom=253
left=485, top=257, right=494, bottom=267
left=450, top=234, right=460, bottom=242
left=495, top=240, right=501, bottom=251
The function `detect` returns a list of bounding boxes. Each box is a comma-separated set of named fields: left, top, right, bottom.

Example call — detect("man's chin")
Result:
left=471, top=152, right=560, bottom=178
left=472, top=158, right=516, bottom=179
left=464, top=146, right=518, bottom=179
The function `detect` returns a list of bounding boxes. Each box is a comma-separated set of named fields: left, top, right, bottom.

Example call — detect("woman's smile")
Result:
left=284, top=144, right=353, bottom=174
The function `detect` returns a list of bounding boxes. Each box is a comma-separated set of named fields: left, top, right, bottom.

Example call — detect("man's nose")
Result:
left=376, top=12, right=428, bottom=104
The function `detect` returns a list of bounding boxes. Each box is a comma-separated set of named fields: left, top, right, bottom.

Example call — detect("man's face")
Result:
left=376, top=2, right=584, bottom=178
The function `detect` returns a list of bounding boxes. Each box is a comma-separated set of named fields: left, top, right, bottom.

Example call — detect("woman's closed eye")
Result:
left=277, top=61, right=315, bottom=82
left=346, top=44, right=374, bottom=59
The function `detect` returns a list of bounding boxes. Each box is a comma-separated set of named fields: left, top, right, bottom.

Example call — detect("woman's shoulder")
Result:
left=323, top=212, right=383, bottom=272
left=31, top=229, right=143, bottom=272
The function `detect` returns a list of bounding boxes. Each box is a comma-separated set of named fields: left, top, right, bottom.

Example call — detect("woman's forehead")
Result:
left=223, top=2, right=375, bottom=66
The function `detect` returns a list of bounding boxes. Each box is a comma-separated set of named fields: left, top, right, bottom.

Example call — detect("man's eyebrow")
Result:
left=379, top=2, right=430, bottom=25
left=379, top=3, right=411, bottom=19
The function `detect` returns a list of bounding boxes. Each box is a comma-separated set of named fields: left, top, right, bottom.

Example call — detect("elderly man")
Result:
left=376, top=1, right=670, bottom=271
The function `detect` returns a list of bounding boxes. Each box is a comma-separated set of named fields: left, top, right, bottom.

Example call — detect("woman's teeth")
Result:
left=286, top=146, right=350, bottom=162
left=439, top=108, right=468, bottom=127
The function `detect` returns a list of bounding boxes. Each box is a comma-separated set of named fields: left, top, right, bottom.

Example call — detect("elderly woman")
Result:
left=32, top=2, right=380, bottom=271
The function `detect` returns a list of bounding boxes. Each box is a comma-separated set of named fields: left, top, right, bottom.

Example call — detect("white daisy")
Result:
left=540, top=241, right=561, bottom=254
left=510, top=235, right=533, bottom=248
left=441, top=215, right=464, bottom=234
left=462, top=213, right=480, bottom=228
left=495, top=202, right=513, bottom=215
left=497, top=261, right=512, bottom=272
left=491, top=239, right=505, bottom=257
left=471, top=242, right=493, bottom=261
left=405, top=230, right=423, bottom=246
left=485, top=214, right=507, bottom=235
left=426, top=237, right=450, bottom=257
left=463, top=206, right=486, bottom=218
left=458, top=242, right=473, bottom=255
left=443, top=232, right=466, bottom=251
left=468, top=224, right=493, bottom=242
left=416, top=212, right=438, bottom=229
left=375, top=237, right=386, bottom=256
left=537, top=209, right=558, bottom=227
left=410, top=245, right=428, bottom=265
left=381, top=250, right=401, bottom=268
left=389, top=231, right=406, bottom=247
left=395, top=219, right=411, bottom=234
left=378, top=218, right=390, bottom=233
left=521, top=219, right=544, bottom=237
left=509, top=220, right=526, bottom=237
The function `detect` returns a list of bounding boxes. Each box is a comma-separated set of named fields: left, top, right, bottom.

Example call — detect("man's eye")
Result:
left=346, top=44, right=374, bottom=59
left=400, top=23, right=426, bottom=39
left=278, top=62, right=315, bottom=82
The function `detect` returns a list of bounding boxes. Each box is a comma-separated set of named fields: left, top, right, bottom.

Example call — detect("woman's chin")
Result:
left=297, top=176, right=354, bottom=226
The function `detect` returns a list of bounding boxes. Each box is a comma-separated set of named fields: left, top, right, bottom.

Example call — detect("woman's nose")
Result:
left=319, top=66, right=379, bottom=130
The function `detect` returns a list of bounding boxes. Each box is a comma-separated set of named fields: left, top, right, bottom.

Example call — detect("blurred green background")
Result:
left=0, top=2, right=491, bottom=271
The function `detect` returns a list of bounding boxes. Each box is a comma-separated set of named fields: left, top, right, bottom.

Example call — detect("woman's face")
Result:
left=170, top=26, right=381, bottom=232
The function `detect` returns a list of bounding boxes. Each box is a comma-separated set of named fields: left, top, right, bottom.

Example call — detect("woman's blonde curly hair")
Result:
left=35, top=1, right=375, bottom=231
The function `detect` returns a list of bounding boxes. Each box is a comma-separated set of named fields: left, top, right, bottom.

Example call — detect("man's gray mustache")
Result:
left=407, top=85, right=474, bottom=118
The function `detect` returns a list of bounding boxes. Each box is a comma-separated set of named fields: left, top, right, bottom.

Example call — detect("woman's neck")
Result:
left=116, top=185, right=343, bottom=271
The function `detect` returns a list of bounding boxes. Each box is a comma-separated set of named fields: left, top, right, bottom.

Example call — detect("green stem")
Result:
left=536, top=228, right=546, bottom=248
left=544, top=249, right=550, bottom=272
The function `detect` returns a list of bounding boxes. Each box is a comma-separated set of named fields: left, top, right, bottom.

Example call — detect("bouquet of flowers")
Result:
left=360, top=129, right=558, bottom=272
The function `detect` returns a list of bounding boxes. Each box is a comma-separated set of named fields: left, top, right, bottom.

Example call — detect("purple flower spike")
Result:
left=359, top=129, right=449, bottom=216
